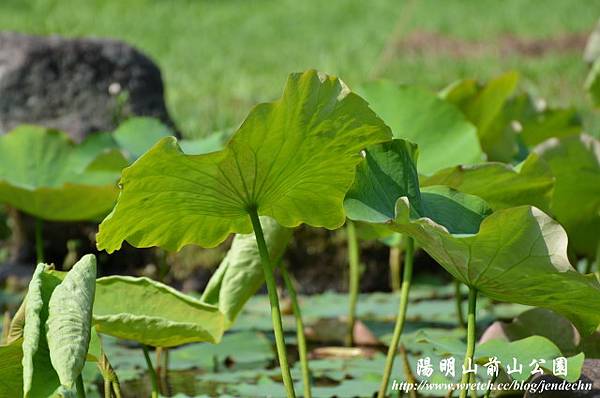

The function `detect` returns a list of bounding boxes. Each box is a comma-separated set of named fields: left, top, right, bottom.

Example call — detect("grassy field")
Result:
left=1, top=0, right=600, bottom=137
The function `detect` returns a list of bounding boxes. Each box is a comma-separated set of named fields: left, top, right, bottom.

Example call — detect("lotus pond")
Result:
left=0, top=67, right=599, bottom=398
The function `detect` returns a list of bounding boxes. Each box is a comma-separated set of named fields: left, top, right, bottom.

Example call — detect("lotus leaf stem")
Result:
left=249, top=209, right=296, bottom=398
left=346, top=220, right=360, bottom=347
left=281, top=263, right=312, bottom=398
left=459, top=287, right=478, bottom=398
left=377, top=236, right=414, bottom=398
left=455, top=280, right=466, bottom=329
left=389, top=245, right=402, bottom=292
left=142, top=345, right=159, bottom=398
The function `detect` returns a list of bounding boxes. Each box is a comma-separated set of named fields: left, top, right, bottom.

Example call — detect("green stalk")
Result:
left=104, top=379, right=111, bottom=398
left=249, top=209, right=296, bottom=398
left=75, top=374, right=86, bottom=398
left=98, top=352, right=122, bottom=398
left=34, top=218, right=44, bottom=263
left=111, top=382, right=122, bottom=398
left=377, top=236, right=414, bottom=398
left=459, top=288, right=478, bottom=398
left=389, top=245, right=402, bottom=292
left=346, top=220, right=360, bottom=347
left=281, top=264, right=312, bottom=398
left=483, top=373, right=498, bottom=398
left=455, top=280, right=466, bottom=329
left=142, top=345, right=159, bottom=398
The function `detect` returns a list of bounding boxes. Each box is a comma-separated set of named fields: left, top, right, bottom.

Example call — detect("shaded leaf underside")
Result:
left=93, top=276, right=226, bottom=347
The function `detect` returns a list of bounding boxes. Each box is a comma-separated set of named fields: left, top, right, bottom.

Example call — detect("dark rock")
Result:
left=0, top=32, right=176, bottom=141
left=524, top=359, right=600, bottom=397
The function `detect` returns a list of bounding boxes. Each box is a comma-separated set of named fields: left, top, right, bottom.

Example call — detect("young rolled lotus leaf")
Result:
left=0, top=126, right=127, bottom=221
left=359, top=81, right=482, bottom=175
left=22, top=264, right=64, bottom=397
left=97, top=69, right=391, bottom=252
left=201, top=216, right=292, bottom=325
left=46, top=254, right=97, bottom=393
left=441, top=71, right=520, bottom=162
left=534, top=134, right=600, bottom=258
left=420, top=152, right=554, bottom=212
left=0, top=338, right=24, bottom=397
left=93, top=276, right=226, bottom=347
left=345, top=139, right=600, bottom=335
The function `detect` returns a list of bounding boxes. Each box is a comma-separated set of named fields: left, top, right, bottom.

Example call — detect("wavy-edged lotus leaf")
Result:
left=0, top=338, right=24, bottom=397
left=46, top=254, right=96, bottom=391
left=360, top=81, right=482, bottom=175
left=345, top=139, right=600, bottom=335
left=534, top=134, right=600, bottom=258
left=421, top=153, right=554, bottom=212
left=97, top=70, right=392, bottom=253
left=0, top=126, right=127, bottom=221
left=416, top=331, right=584, bottom=382
left=442, top=72, right=520, bottom=162
left=93, top=276, right=226, bottom=347
left=23, top=264, right=63, bottom=397
left=201, top=216, right=292, bottom=325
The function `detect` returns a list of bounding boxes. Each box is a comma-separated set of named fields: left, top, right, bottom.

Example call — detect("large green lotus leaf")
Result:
left=345, top=139, right=600, bottom=335
left=93, top=276, right=226, bottom=347
left=97, top=70, right=391, bottom=252
left=201, top=216, right=292, bottom=325
left=442, top=72, right=520, bottom=162
left=534, top=134, right=600, bottom=258
left=46, top=255, right=96, bottom=391
left=0, top=339, right=24, bottom=397
left=0, top=126, right=127, bottom=221
left=23, top=264, right=63, bottom=398
left=420, top=153, right=554, bottom=212
left=360, top=81, right=482, bottom=175
left=344, top=140, right=491, bottom=235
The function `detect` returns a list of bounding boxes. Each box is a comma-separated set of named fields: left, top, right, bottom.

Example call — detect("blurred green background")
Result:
left=1, top=0, right=599, bottom=138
